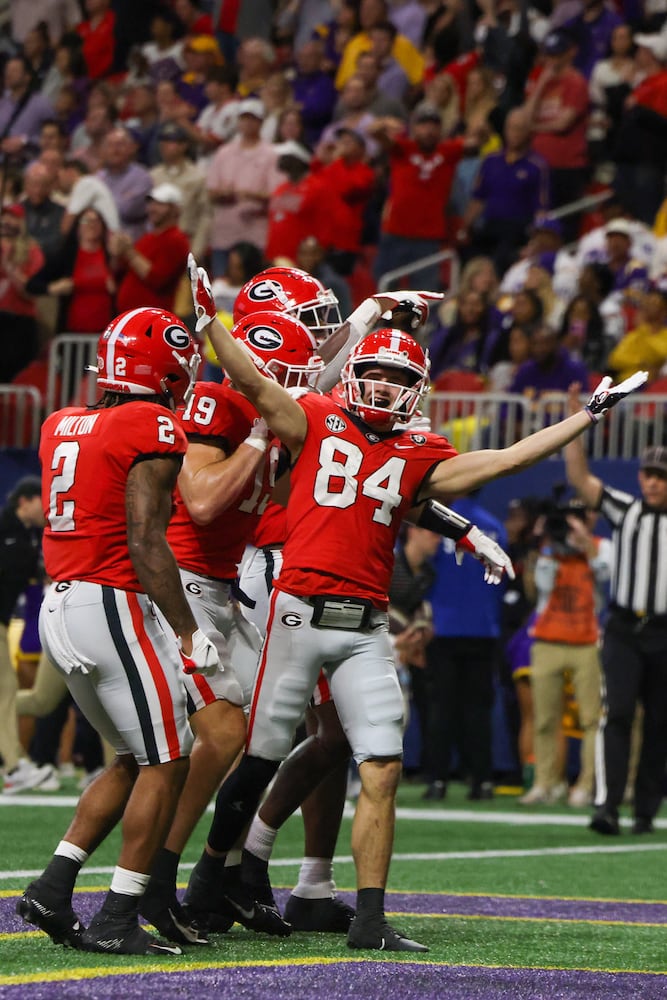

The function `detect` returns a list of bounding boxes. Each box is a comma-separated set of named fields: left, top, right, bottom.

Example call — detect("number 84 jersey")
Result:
left=277, top=393, right=458, bottom=609
left=40, top=402, right=187, bottom=591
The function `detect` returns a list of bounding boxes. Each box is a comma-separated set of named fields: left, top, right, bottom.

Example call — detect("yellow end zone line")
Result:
left=1, top=955, right=667, bottom=987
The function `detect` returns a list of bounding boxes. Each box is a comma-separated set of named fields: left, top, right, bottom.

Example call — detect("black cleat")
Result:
left=632, top=817, right=654, bottom=835
left=82, top=906, right=182, bottom=955
left=589, top=808, right=620, bottom=835
left=347, top=916, right=428, bottom=952
left=284, top=893, right=355, bottom=933
left=221, top=881, right=292, bottom=937
left=182, top=863, right=235, bottom=934
left=139, top=878, right=208, bottom=945
left=16, top=883, right=85, bottom=948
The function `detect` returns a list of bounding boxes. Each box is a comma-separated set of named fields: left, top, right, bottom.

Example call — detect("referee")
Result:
left=565, top=396, right=667, bottom=835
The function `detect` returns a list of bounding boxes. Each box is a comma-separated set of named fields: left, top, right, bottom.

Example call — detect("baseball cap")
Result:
left=186, top=34, right=223, bottom=60
left=532, top=215, right=563, bottom=237
left=147, top=182, right=183, bottom=206
left=238, top=98, right=265, bottom=120
left=412, top=101, right=442, bottom=125
left=605, top=218, right=633, bottom=238
left=640, top=446, right=667, bottom=475
left=542, top=30, right=575, bottom=56
left=274, top=140, right=312, bottom=165
left=634, top=32, right=667, bottom=62
left=7, top=476, right=41, bottom=507
left=159, top=122, right=189, bottom=143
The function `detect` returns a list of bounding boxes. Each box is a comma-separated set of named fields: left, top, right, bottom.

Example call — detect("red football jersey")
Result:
left=276, top=393, right=457, bottom=608
left=252, top=499, right=287, bottom=548
left=167, top=382, right=279, bottom=579
left=40, top=402, right=187, bottom=591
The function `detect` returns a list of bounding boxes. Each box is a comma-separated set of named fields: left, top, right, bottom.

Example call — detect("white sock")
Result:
left=244, top=817, right=277, bottom=862
left=292, top=857, right=335, bottom=899
left=109, top=866, right=150, bottom=896
left=224, top=849, right=242, bottom=868
left=54, top=840, right=89, bottom=866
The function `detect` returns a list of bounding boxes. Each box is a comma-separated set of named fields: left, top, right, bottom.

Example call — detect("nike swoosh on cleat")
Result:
left=380, top=937, right=386, bottom=950
left=225, top=899, right=255, bottom=922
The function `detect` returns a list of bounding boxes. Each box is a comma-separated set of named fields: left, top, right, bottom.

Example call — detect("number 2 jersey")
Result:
left=39, top=401, right=187, bottom=591
left=167, top=381, right=279, bottom=580
left=276, top=392, right=458, bottom=608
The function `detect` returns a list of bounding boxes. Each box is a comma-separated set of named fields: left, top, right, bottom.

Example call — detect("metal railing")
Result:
left=0, top=384, right=43, bottom=448
left=377, top=249, right=460, bottom=294
left=46, top=334, right=99, bottom=414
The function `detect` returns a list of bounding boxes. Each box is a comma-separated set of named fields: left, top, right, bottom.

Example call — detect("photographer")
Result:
left=520, top=496, right=610, bottom=807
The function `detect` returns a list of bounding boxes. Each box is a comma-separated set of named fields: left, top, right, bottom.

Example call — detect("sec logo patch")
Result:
left=281, top=613, right=303, bottom=628
left=325, top=414, right=347, bottom=433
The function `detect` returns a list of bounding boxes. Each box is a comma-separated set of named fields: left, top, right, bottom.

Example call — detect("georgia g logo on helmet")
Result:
left=163, top=324, right=191, bottom=351
left=246, top=325, right=284, bottom=352
left=247, top=280, right=289, bottom=306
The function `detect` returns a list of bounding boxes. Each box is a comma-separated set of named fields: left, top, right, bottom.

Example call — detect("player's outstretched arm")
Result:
left=188, top=254, right=307, bottom=452
left=418, top=371, right=647, bottom=501
left=408, top=500, right=515, bottom=584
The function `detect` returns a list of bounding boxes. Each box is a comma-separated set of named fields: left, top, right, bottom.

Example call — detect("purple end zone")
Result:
left=0, top=962, right=665, bottom=1000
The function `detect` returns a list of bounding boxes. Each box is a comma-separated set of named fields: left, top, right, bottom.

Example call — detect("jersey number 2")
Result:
left=48, top=441, right=79, bottom=532
left=313, top=437, right=406, bottom=526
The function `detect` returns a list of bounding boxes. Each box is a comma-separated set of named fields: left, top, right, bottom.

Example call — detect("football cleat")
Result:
left=284, top=893, right=355, bottom=933
left=139, top=877, right=208, bottom=945
left=347, top=916, right=428, bottom=952
left=184, top=861, right=290, bottom=936
left=82, top=907, right=182, bottom=955
left=16, top=883, right=85, bottom=948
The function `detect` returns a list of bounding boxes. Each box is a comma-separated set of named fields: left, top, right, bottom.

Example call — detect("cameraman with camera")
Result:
left=566, top=385, right=667, bottom=835
left=520, top=494, right=610, bottom=807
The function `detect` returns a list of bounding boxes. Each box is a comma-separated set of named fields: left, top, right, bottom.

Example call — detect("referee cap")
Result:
left=640, top=446, right=667, bottom=475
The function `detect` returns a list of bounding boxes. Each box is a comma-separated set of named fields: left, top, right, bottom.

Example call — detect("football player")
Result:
left=188, top=255, right=647, bottom=952
left=17, top=307, right=219, bottom=957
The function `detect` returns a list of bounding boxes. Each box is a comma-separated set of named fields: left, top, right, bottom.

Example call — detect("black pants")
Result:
left=599, top=613, right=667, bottom=819
left=424, top=636, right=497, bottom=787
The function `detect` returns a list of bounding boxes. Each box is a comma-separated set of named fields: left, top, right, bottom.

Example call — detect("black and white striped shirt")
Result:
left=600, top=485, right=667, bottom=615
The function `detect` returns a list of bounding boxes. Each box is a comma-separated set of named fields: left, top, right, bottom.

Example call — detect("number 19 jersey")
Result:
left=276, top=393, right=457, bottom=608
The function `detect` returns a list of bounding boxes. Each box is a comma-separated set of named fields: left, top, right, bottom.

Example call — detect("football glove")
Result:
left=243, top=416, right=269, bottom=454
left=379, top=289, right=444, bottom=314
left=178, top=628, right=220, bottom=677
left=455, top=526, right=516, bottom=585
left=188, top=252, right=217, bottom=334
left=585, top=371, right=648, bottom=422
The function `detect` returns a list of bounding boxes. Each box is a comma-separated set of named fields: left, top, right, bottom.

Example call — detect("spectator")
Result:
left=327, top=72, right=380, bottom=147
left=500, top=217, right=578, bottom=307
left=461, top=108, right=551, bottom=277
left=520, top=503, right=607, bottom=807
left=588, top=23, right=635, bottom=164
left=23, top=22, right=55, bottom=90
left=75, top=0, right=117, bottom=80
left=260, top=72, right=295, bottom=143
left=422, top=70, right=461, bottom=137
left=291, top=38, right=338, bottom=147
left=21, top=162, right=65, bottom=265
left=335, top=0, right=424, bottom=91
left=110, top=182, right=190, bottom=313
left=295, top=235, right=353, bottom=320
left=206, top=98, right=280, bottom=276
left=236, top=37, right=276, bottom=97
left=0, top=477, right=56, bottom=795
left=563, top=0, right=623, bottom=79
left=0, top=205, right=45, bottom=383
left=69, top=99, right=116, bottom=173
left=59, top=155, right=120, bottom=235
left=151, top=121, right=210, bottom=258
left=312, top=126, right=376, bottom=277
left=97, top=126, right=153, bottom=241
left=487, top=322, right=533, bottom=391
left=607, top=286, right=667, bottom=384
left=613, top=33, right=667, bottom=226
left=510, top=323, right=590, bottom=398
left=192, top=65, right=240, bottom=168
left=177, top=35, right=224, bottom=117
left=11, top=2, right=80, bottom=46
left=559, top=292, right=608, bottom=371
left=266, top=142, right=320, bottom=264
left=371, top=103, right=474, bottom=290
left=122, top=81, right=161, bottom=166
left=523, top=30, right=590, bottom=241
left=367, top=22, right=410, bottom=103
left=429, top=289, right=498, bottom=378
left=141, top=6, right=186, bottom=74
left=39, top=36, right=90, bottom=108
left=350, top=49, right=409, bottom=118
left=0, top=55, right=55, bottom=166
left=202, top=240, right=266, bottom=380
left=423, top=496, right=507, bottom=801
left=173, top=0, right=214, bottom=37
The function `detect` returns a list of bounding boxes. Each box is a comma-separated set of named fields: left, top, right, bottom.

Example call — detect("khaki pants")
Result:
left=531, top=640, right=601, bottom=793
left=0, top=624, right=22, bottom=772
left=15, top=652, right=68, bottom=717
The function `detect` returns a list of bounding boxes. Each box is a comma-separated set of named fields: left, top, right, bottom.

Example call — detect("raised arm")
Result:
left=188, top=255, right=307, bottom=454
left=563, top=383, right=604, bottom=508
left=417, top=372, right=647, bottom=502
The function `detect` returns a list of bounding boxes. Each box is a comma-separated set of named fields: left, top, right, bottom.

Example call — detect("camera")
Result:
left=541, top=486, right=588, bottom=550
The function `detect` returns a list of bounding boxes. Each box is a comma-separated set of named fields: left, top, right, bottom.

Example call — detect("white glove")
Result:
left=455, top=526, right=516, bottom=585
left=378, top=289, right=444, bottom=316
left=178, top=628, right=220, bottom=677
left=585, top=371, right=648, bottom=422
left=243, top=416, right=269, bottom=453
left=188, top=252, right=217, bottom=334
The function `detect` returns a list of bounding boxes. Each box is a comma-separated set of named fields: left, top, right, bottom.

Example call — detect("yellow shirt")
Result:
left=335, top=32, right=424, bottom=89
left=654, top=198, right=667, bottom=237
left=607, top=323, right=667, bottom=381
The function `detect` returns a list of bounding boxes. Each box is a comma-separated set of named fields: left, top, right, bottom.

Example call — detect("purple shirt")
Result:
left=564, top=7, right=624, bottom=79
left=0, top=90, right=54, bottom=149
left=473, top=151, right=551, bottom=224
left=510, top=348, right=589, bottom=396
left=97, top=163, right=153, bottom=241
left=291, top=71, right=337, bottom=145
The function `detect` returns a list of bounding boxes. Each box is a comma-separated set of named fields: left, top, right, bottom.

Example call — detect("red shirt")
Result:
left=311, top=157, right=375, bottom=253
left=167, top=382, right=280, bottom=580
left=0, top=243, right=44, bottom=317
left=116, top=226, right=190, bottom=314
left=266, top=175, right=323, bottom=263
left=76, top=9, right=116, bottom=79
left=382, top=135, right=465, bottom=240
left=40, top=401, right=187, bottom=591
left=66, top=246, right=114, bottom=333
left=633, top=69, right=667, bottom=118
left=276, top=393, right=457, bottom=608
left=527, top=67, right=589, bottom=169
left=253, top=499, right=287, bottom=548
